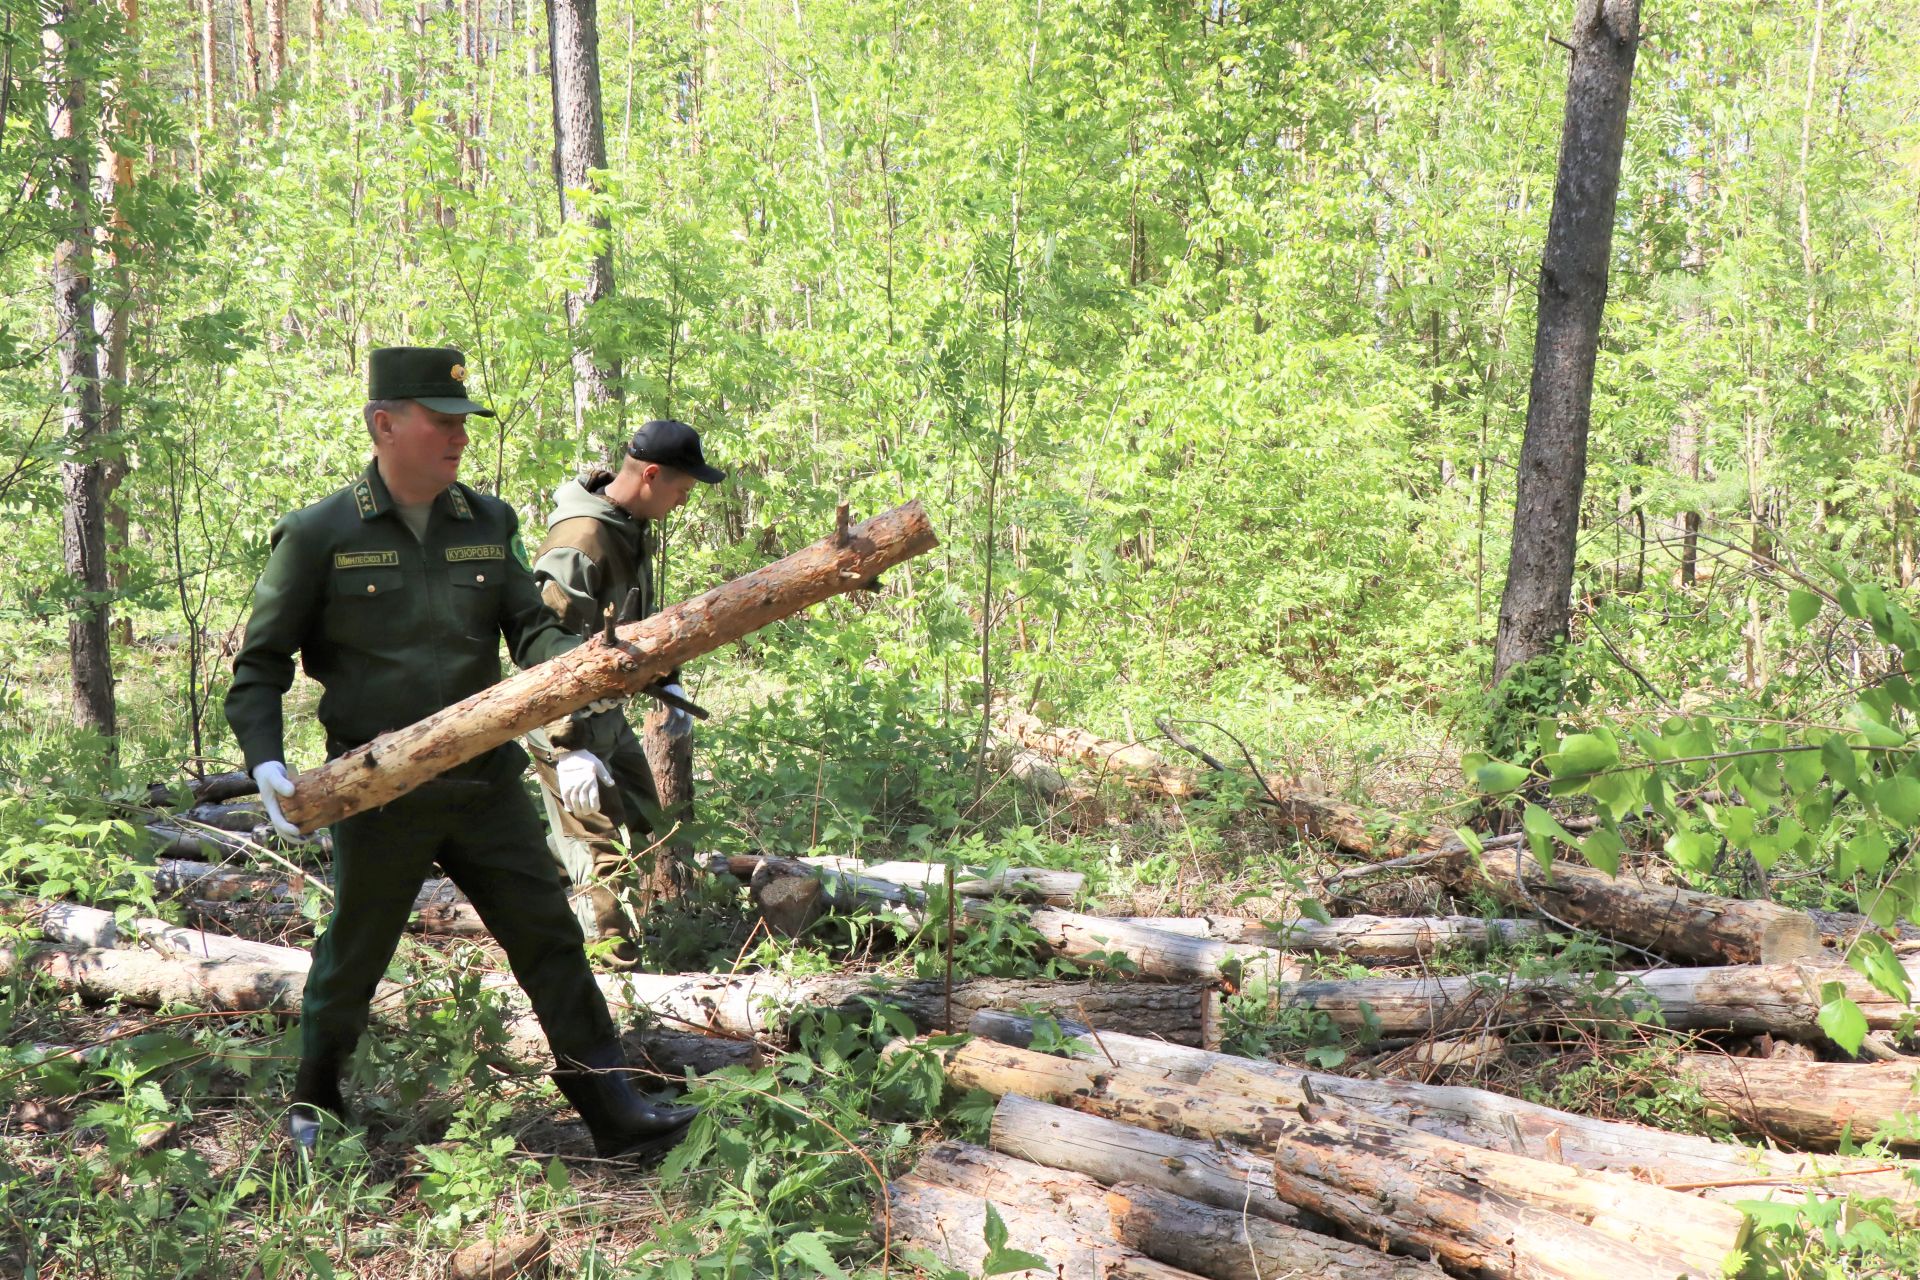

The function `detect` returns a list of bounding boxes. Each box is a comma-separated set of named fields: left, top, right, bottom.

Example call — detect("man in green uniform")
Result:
left=527, top=420, right=725, bottom=961
left=225, top=346, right=695, bottom=1159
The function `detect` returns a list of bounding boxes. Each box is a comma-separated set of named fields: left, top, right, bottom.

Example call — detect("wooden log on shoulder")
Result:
left=915, top=1037, right=1750, bottom=1280
left=1445, top=851, right=1821, bottom=965
left=1105, top=914, right=1551, bottom=961
left=907, top=1140, right=1441, bottom=1280
left=281, top=502, right=938, bottom=832
left=887, top=1176, right=1201, bottom=1280
left=969, top=1014, right=1919, bottom=1209
left=1678, top=1052, right=1920, bottom=1153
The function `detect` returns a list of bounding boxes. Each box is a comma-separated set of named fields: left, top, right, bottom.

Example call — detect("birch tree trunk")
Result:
left=1492, top=0, right=1642, bottom=682
left=44, top=1, right=118, bottom=738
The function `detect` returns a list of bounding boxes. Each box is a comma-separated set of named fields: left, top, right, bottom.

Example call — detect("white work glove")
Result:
left=659, top=682, right=694, bottom=738
left=252, top=762, right=302, bottom=840
left=583, top=695, right=626, bottom=715
left=556, top=749, right=613, bottom=817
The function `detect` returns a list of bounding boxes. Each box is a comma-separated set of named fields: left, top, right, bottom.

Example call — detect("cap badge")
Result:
left=449, top=363, right=467, bottom=382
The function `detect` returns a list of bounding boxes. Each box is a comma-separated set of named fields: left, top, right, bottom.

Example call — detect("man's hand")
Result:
left=584, top=695, right=626, bottom=715
left=556, top=749, right=614, bottom=817
left=253, top=762, right=303, bottom=840
left=658, top=682, right=694, bottom=738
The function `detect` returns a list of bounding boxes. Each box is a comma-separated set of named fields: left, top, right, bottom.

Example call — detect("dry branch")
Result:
left=280, top=502, right=937, bottom=832
left=998, top=708, right=1421, bottom=854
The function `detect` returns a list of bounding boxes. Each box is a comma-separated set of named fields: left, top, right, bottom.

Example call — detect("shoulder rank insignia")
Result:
left=353, top=480, right=377, bottom=520
left=446, top=486, right=473, bottom=520
left=446, top=544, right=504, bottom=563
left=335, top=550, right=400, bottom=569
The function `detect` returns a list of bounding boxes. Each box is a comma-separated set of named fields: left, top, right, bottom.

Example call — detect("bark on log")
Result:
left=919, top=1038, right=1750, bottom=1280
left=1106, top=914, right=1549, bottom=961
left=600, top=972, right=1215, bottom=1046
left=734, top=854, right=1288, bottom=985
left=971, top=1015, right=1920, bottom=1207
left=886, top=1176, right=1202, bottom=1280
left=152, top=858, right=480, bottom=932
left=1272, top=958, right=1920, bottom=1042
left=0, top=940, right=750, bottom=1078
left=998, top=709, right=1419, bottom=854
left=1447, top=851, right=1821, bottom=964
left=990, top=1093, right=1317, bottom=1231
left=728, top=853, right=1084, bottom=906
left=280, top=503, right=938, bottom=832
left=1678, top=1052, right=1920, bottom=1153
left=177, top=802, right=267, bottom=832
left=907, top=1140, right=1441, bottom=1280
left=35, top=901, right=311, bottom=969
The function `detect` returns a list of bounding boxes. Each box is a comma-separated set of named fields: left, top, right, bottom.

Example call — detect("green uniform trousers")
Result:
left=529, top=719, right=660, bottom=933
left=301, top=752, right=615, bottom=1068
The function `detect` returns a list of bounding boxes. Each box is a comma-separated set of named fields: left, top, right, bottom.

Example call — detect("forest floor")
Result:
left=2, top=641, right=1914, bottom=1278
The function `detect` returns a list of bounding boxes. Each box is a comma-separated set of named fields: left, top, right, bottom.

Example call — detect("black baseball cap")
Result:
left=368, top=346, right=495, bottom=417
left=627, top=419, right=725, bottom=484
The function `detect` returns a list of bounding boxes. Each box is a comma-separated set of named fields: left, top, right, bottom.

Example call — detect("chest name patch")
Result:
left=334, top=551, right=400, bottom=569
left=446, top=544, right=505, bottom=563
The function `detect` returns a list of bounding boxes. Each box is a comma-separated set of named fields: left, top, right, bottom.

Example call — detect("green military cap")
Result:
left=368, top=346, right=496, bottom=417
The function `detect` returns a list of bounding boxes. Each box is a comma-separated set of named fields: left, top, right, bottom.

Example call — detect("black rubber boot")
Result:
left=287, top=1054, right=348, bottom=1156
left=552, top=1043, right=698, bottom=1160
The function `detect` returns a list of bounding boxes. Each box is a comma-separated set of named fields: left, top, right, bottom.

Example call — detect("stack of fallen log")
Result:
left=884, top=1021, right=1920, bottom=1280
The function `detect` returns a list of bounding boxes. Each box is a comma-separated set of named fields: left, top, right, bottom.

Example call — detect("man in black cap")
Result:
left=225, top=347, right=696, bottom=1160
left=526, top=420, right=725, bottom=961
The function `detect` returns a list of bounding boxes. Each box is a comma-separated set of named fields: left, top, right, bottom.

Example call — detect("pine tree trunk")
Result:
left=44, top=3, right=117, bottom=738
left=268, top=0, right=288, bottom=81
left=199, top=0, right=218, bottom=131
left=239, top=0, right=263, bottom=95
left=1491, top=0, right=1641, bottom=683
left=544, top=0, right=620, bottom=441
left=641, top=705, right=694, bottom=906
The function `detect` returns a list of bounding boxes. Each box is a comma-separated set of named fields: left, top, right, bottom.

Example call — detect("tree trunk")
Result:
left=44, top=2, right=117, bottom=738
left=238, top=0, right=263, bottom=95
left=972, top=1022, right=1920, bottom=1208
left=1254, top=959, right=1918, bottom=1043
left=1491, top=0, right=1642, bottom=683
left=640, top=705, right=693, bottom=906
left=983, top=1082, right=1912, bottom=1220
left=726, top=854, right=1083, bottom=906
left=919, top=1038, right=1750, bottom=1280
left=605, top=971, right=1216, bottom=1045
left=98, top=0, right=137, bottom=649
left=544, top=0, right=620, bottom=441
left=310, top=0, right=325, bottom=51
left=1679, top=1052, right=1920, bottom=1153
left=885, top=1177, right=1202, bottom=1280
left=1103, top=914, right=1551, bottom=962
left=734, top=853, right=1293, bottom=985
left=903, top=1142, right=1441, bottom=1280
left=277, top=503, right=936, bottom=831
left=199, top=0, right=218, bottom=131
left=267, top=0, right=288, bottom=81
left=1445, top=851, right=1822, bottom=964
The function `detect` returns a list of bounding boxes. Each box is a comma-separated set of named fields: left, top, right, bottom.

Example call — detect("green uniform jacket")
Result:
left=225, top=461, right=581, bottom=773
left=525, top=471, right=659, bottom=757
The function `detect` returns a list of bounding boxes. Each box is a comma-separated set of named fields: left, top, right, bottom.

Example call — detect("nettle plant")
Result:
left=1467, top=580, right=1920, bottom=1056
